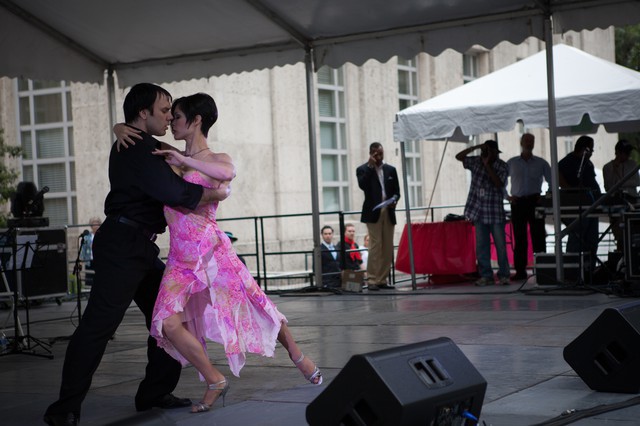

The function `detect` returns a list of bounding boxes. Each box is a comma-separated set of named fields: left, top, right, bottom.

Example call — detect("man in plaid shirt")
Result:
left=456, top=140, right=510, bottom=286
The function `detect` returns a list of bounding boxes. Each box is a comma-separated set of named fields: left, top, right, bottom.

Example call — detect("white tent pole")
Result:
left=107, top=69, right=116, bottom=145
left=399, top=140, right=417, bottom=289
left=304, top=48, right=323, bottom=288
left=427, top=138, right=449, bottom=214
left=544, top=15, right=565, bottom=282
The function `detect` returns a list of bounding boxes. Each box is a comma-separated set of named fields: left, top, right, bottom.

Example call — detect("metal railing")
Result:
left=61, top=205, right=465, bottom=293
left=56, top=201, right=618, bottom=294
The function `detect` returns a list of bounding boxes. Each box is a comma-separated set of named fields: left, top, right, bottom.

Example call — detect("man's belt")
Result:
left=111, top=215, right=158, bottom=242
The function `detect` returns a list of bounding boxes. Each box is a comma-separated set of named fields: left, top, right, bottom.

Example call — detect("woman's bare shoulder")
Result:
left=207, top=151, right=233, bottom=163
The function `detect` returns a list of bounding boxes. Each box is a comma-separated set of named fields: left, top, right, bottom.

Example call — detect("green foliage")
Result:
left=0, top=128, right=23, bottom=227
left=616, top=26, right=640, bottom=150
left=619, top=132, right=640, bottom=163
left=616, top=25, right=640, bottom=71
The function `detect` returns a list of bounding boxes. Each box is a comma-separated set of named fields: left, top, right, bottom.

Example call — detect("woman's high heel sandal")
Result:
left=191, top=378, right=230, bottom=413
left=293, top=353, right=323, bottom=385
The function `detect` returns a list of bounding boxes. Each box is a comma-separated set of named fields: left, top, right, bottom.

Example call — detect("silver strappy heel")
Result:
left=293, top=352, right=323, bottom=385
left=190, top=378, right=229, bottom=413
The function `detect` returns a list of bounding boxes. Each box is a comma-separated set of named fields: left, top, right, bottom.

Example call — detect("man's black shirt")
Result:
left=104, top=129, right=203, bottom=233
left=558, top=152, right=601, bottom=193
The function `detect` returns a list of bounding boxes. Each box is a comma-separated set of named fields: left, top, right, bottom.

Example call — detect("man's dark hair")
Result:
left=574, top=135, right=594, bottom=152
left=123, top=83, right=172, bottom=124
left=369, top=142, right=382, bottom=153
left=171, top=93, right=219, bottom=137
left=321, top=225, right=333, bottom=233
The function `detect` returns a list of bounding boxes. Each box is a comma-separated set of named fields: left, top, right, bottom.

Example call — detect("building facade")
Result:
left=0, top=28, right=618, bottom=272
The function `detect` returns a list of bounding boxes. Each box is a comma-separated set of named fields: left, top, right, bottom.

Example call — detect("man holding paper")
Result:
left=356, top=142, right=401, bottom=290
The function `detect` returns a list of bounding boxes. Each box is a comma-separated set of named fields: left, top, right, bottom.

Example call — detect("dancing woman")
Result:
left=115, top=93, right=321, bottom=414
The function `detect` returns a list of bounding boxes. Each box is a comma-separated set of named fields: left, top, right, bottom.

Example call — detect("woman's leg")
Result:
left=162, top=314, right=226, bottom=407
left=277, top=322, right=322, bottom=384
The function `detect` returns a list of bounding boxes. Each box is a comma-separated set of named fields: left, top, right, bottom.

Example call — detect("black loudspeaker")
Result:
left=563, top=301, right=640, bottom=393
left=534, top=252, right=590, bottom=285
left=306, top=337, right=487, bottom=426
left=2, top=227, right=68, bottom=299
left=624, top=213, right=640, bottom=280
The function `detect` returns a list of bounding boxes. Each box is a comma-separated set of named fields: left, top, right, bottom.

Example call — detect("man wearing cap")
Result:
left=603, top=139, right=640, bottom=251
left=456, top=140, right=510, bottom=286
left=507, top=133, right=552, bottom=281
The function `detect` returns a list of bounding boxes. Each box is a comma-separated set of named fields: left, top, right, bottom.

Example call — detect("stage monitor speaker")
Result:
left=563, top=300, right=640, bottom=393
left=534, top=252, right=590, bottom=285
left=306, top=337, right=487, bottom=426
left=623, top=213, right=640, bottom=280
left=2, top=227, right=68, bottom=299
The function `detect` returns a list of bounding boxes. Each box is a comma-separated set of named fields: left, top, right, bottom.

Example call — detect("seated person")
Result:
left=320, top=225, right=341, bottom=288
left=361, top=234, right=369, bottom=271
left=336, top=223, right=364, bottom=271
left=80, top=217, right=102, bottom=287
left=225, top=231, right=247, bottom=266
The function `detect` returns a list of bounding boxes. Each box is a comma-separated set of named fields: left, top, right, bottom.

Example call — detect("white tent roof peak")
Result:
left=394, top=44, right=640, bottom=142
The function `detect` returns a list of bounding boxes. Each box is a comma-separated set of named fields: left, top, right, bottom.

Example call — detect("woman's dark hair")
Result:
left=123, top=83, right=172, bottom=124
left=171, top=93, right=218, bottom=137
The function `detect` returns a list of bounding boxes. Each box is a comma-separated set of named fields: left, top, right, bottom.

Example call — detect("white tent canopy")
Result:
left=394, top=44, right=640, bottom=142
left=2, top=1, right=640, bottom=86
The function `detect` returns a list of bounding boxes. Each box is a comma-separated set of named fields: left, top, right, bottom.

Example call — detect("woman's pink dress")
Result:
left=150, top=172, right=286, bottom=377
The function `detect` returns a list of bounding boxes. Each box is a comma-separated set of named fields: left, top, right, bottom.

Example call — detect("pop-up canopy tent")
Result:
left=395, top=45, right=640, bottom=142
left=394, top=44, right=640, bottom=285
left=2, top=0, right=640, bottom=287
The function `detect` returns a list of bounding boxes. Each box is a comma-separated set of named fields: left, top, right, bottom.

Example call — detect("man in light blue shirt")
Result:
left=507, top=133, right=552, bottom=280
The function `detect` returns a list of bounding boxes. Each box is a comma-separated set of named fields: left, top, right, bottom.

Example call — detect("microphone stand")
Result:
left=50, top=233, right=86, bottom=344
left=72, top=234, right=87, bottom=324
left=574, top=150, right=588, bottom=286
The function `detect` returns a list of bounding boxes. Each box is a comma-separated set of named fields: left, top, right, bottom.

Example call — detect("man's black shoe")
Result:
left=43, top=412, right=79, bottom=426
left=378, top=284, right=396, bottom=290
left=136, top=394, right=192, bottom=411
left=510, top=273, right=528, bottom=281
left=368, top=284, right=380, bottom=291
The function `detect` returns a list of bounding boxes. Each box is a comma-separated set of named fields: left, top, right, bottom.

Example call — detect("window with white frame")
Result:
left=463, top=53, right=479, bottom=84
left=398, top=57, right=418, bottom=111
left=463, top=53, right=481, bottom=146
left=317, top=66, right=349, bottom=211
left=397, top=57, right=424, bottom=207
left=16, top=79, right=76, bottom=226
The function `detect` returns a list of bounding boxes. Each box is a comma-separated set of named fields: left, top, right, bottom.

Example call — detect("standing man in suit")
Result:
left=356, top=142, right=401, bottom=291
left=320, top=225, right=341, bottom=288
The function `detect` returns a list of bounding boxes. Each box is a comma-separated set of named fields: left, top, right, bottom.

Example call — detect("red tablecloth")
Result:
left=396, top=221, right=534, bottom=276
left=396, top=221, right=476, bottom=275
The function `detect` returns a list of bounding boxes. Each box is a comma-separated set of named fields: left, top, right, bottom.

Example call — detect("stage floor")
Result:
left=1, top=275, right=639, bottom=425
